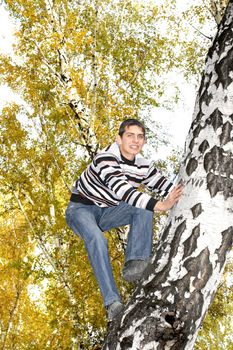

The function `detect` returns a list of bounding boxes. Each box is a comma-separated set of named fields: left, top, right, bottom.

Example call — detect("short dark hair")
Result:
left=118, top=118, right=146, bottom=137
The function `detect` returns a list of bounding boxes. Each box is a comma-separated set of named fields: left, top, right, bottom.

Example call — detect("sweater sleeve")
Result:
left=142, top=161, right=173, bottom=197
left=93, top=154, right=158, bottom=211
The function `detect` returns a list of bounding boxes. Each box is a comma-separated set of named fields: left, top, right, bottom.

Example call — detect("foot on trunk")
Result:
left=122, top=259, right=150, bottom=283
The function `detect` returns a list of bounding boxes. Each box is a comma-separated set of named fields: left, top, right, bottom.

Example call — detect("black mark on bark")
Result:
left=188, top=122, right=207, bottom=151
left=191, top=204, right=203, bottom=219
left=183, top=224, right=201, bottom=259
left=169, top=221, right=187, bottom=258
left=193, top=124, right=203, bottom=138
left=206, top=173, right=220, bottom=197
left=188, top=138, right=195, bottom=151
left=186, top=158, right=198, bottom=176
left=203, top=149, right=216, bottom=173
left=217, top=24, right=233, bottom=56
left=184, top=248, right=212, bottom=289
left=215, top=47, right=233, bottom=89
left=204, top=146, right=233, bottom=198
left=160, top=222, right=172, bottom=241
left=165, top=313, right=176, bottom=327
left=201, top=89, right=213, bottom=107
left=198, top=74, right=206, bottom=97
left=175, top=215, right=184, bottom=222
left=206, top=108, right=223, bottom=131
left=199, top=71, right=213, bottom=109
left=215, top=226, right=233, bottom=270
left=198, top=140, right=210, bottom=154
left=220, top=121, right=232, bottom=145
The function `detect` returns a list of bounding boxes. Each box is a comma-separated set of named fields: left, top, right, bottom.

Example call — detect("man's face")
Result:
left=116, top=125, right=145, bottom=160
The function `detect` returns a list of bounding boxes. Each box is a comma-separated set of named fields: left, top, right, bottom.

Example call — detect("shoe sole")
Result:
left=122, top=272, right=142, bottom=283
left=108, top=305, right=124, bottom=321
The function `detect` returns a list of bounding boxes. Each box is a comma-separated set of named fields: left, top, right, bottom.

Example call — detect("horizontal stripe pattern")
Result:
left=72, top=142, right=173, bottom=210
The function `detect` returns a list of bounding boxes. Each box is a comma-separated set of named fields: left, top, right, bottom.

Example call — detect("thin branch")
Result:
left=2, top=288, right=22, bottom=350
left=34, top=42, right=65, bottom=87
left=91, top=1, right=98, bottom=120
left=129, top=49, right=148, bottom=85
left=190, top=23, right=213, bottom=40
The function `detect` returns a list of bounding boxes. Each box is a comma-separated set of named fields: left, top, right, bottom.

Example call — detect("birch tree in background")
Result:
left=103, top=1, right=233, bottom=349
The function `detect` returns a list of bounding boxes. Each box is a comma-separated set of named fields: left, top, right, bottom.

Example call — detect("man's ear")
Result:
left=116, top=135, right=122, bottom=145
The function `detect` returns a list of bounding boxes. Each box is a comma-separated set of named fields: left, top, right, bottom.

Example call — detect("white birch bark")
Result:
left=103, top=1, right=233, bottom=349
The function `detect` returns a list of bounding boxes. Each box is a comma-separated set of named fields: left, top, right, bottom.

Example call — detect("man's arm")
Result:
left=142, top=162, right=174, bottom=198
left=154, top=184, right=183, bottom=212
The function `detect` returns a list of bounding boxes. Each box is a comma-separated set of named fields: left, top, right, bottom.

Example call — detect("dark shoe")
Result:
left=106, top=301, right=124, bottom=321
left=122, top=259, right=150, bottom=283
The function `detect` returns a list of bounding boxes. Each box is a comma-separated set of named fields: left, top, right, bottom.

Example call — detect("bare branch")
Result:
left=190, top=23, right=213, bottom=40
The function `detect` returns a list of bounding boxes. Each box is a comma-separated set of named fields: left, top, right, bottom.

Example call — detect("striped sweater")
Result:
left=71, top=142, right=173, bottom=212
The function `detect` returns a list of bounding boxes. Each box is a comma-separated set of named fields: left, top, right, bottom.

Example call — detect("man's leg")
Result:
left=122, top=205, right=153, bottom=282
left=65, top=202, right=121, bottom=307
left=99, top=202, right=154, bottom=281
left=124, top=206, right=153, bottom=262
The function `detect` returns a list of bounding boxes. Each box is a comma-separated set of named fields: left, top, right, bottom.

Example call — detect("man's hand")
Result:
left=154, top=184, right=183, bottom=212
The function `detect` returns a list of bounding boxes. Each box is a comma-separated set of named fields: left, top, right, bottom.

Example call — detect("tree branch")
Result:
left=2, top=288, right=22, bottom=350
left=190, top=23, right=213, bottom=40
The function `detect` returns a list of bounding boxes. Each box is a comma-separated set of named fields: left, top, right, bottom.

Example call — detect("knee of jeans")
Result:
left=88, top=233, right=108, bottom=250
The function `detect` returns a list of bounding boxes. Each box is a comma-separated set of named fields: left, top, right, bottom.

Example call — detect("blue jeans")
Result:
left=65, top=201, right=153, bottom=306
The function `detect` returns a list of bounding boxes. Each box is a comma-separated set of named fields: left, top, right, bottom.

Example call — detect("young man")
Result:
left=66, top=119, right=183, bottom=321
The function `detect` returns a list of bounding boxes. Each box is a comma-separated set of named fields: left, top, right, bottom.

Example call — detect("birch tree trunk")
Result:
left=103, top=1, right=233, bottom=349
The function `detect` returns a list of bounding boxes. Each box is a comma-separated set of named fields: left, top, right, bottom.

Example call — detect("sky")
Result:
left=0, top=2, right=200, bottom=160
left=0, top=7, right=14, bottom=55
left=0, top=7, right=24, bottom=107
left=147, top=79, right=196, bottom=160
